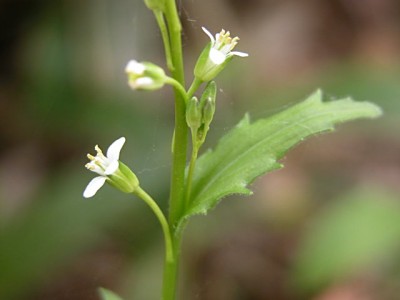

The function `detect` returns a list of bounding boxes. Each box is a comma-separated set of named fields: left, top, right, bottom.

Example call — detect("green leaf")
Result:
left=98, top=287, right=124, bottom=300
left=178, top=90, right=382, bottom=230
left=292, top=188, right=400, bottom=291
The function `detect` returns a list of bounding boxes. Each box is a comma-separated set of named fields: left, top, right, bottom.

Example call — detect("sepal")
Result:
left=107, top=162, right=139, bottom=194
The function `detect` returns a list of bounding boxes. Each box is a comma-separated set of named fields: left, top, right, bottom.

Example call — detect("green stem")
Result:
left=164, top=76, right=187, bottom=99
left=153, top=10, right=174, bottom=71
left=134, top=186, right=181, bottom=300
left=164, top=0, right=187, bottom=228
left=156, top=1, right=196, bottom=299
left=133, top=186, right=173, bottom=263
left=161, top=231, right=183, bottom=300
left=187, top=77, right=203, bottom=100
left=184, top=129, right=199, bottom=210
left=160, top=3, right=187, bottom=299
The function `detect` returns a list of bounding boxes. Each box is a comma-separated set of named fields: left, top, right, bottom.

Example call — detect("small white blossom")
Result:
left=194, top=27, right=248, bottom=82
left=125, top=60, right=166, bottom=90
left=202, top=27, right=248, bottom=65
left=126, top=60, right=146, bottom=75
left=83, top=137, right=126, bottom=198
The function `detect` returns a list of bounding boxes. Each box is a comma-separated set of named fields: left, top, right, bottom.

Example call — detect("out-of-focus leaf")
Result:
left=293, top=188, right=400, bottom=291
left=0, top=168, right=137, bottom=300
left=177, top=90, right=382, bottom=231
left=99, top=287, right=125, bottom=300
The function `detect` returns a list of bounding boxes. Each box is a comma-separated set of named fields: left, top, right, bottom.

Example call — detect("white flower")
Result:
left=125, top=60, right=146, bottom=74
left=83, top=137, right=126, bottom=198
left=194, top=27, right=248, bottom=82
left=125, top=60, right=166, bottom=90
left=202, top=27, right=248, bottom=65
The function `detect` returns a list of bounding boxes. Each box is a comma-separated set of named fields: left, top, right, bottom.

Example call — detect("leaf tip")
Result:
left=308, top=89, right=324, bottom=103
left=238, top=113, right=251, bottom=128
left=315, top=88, right=323, bottom=99
left=98, top=287, right=124, bottom=300
left=367, top=102, right=383, bottom=118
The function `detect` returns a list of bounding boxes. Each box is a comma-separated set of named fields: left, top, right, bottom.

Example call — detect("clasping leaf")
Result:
left=177, top=90, right=382, bottom=232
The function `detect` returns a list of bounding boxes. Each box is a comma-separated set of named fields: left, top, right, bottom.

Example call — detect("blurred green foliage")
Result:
left=294, top=188, right=400, bottom=292
left=1, top=0, right=400, bottom=299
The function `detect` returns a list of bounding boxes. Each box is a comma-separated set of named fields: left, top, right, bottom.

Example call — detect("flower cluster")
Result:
left=85, top=26, right=248, bottom=197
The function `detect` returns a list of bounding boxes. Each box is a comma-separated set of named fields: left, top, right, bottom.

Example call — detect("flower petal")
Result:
left=125, top=60, right=145, bottom=75
left=83, top=176, right=106, bottom=198
left=107, top=137, right=126, bottom=161
left=134, top=77, right=154, bottom=88
left=104, top=160, right=119, bottom=175
left=202, top=27, right=215, bottom=44
left=209, top=48, right=226, bottom=65
left=231, top=51, right=249, bottom=57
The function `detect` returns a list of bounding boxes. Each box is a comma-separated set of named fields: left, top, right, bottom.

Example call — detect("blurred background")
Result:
left=1, top=0, right=400, bottom=299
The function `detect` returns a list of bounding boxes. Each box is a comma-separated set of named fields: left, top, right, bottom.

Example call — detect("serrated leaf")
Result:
left=98, top=288, right=124, bottom=300
left=177, top=90, right=382, bottom=230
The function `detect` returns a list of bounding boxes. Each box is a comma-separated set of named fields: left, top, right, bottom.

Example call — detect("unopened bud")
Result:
left=125, top=60, right=166, bottom=91
left=202, top=97, right=216, bottom=126
left=199, top=81, right=216, bottom=109
left=186, top=97, right=202, bottom=130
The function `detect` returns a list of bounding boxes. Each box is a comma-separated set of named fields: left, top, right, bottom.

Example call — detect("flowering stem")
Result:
left=164, top=0, right=186, bottom=228
left=187, top=77, right=203, bottom=99
left=133, top=187, right=174, bottom=263
left=134, top=186, right=181, bottom=300
left=158, top=2, right=187, bottom=299
left=184, top=129, right=199, bottom=210
left=164, top=77, right=187, bottom=100
left=161, top=231, right=183, bottom=300
left=154, top=1, right=203, bottom=299
left=153, top=10, right=174, bottom=71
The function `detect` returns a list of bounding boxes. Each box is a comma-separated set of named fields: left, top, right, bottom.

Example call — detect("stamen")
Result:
left=87, top=154, right=95, bottom=160
left=85, top=163, right=94, bottom=170
left=93, top=158, right=107, bottom=171
left=95, top=145, right=106, bottom=158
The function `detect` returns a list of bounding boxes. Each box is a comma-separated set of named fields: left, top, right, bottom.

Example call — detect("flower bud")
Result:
left=125, top=60, right=166, bottom=91
left=186, top=97, right=202, bottom=130
left=199, top=81, right=216, bottom=109
left=202, top=97, right=216, bottom=127
left=186, top=82, right=217, bottom=146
